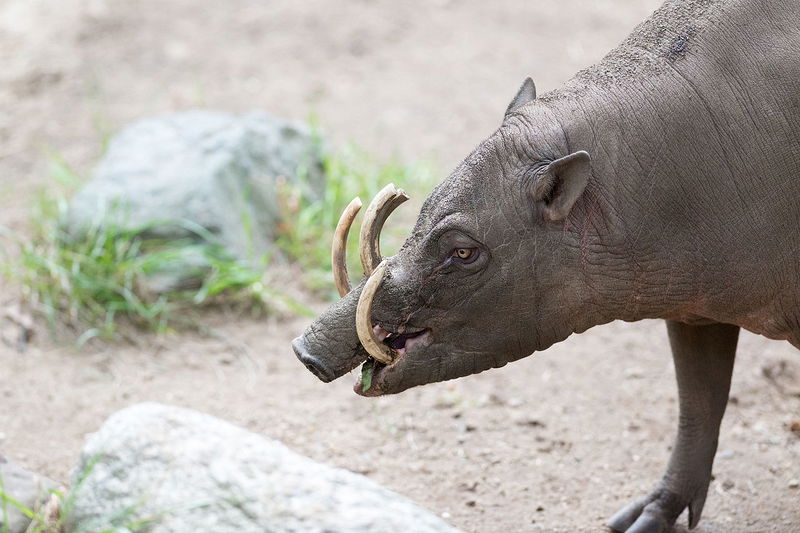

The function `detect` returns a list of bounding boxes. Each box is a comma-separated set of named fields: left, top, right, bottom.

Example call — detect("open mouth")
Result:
left=355, top=324, right=429, bottom=394
left=374, top=324, right=427, bottom=354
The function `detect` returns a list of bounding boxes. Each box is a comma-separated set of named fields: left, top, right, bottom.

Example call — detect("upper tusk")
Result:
left=355, top=260, right=396, bottom=365
left=331, top=197, right=363, bottom=297
left=359, top=184, right=409, bottom=277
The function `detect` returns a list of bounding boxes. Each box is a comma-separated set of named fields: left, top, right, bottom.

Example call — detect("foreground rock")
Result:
left=66, top=403, right=461, bottom=533
left=0, top=455, right=58, bottom=533
left=65, top=110, right=324, bottom=291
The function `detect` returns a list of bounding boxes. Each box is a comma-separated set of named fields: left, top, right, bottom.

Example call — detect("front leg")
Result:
left=608, top=321, right=739, bottom=533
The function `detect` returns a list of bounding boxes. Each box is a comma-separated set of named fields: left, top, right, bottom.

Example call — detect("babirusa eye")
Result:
left=453, top=248, right=475, bottom=261
left=440, top=231, right=482, bottom=266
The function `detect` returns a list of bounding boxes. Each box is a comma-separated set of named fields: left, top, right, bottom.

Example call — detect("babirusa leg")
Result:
left=609, top=321, right=738, bottom=533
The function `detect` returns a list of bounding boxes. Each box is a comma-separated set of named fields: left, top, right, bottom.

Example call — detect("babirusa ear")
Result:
left=532, top=151, right=591, bottom=221
left=505, top=77, right=537, bottom=116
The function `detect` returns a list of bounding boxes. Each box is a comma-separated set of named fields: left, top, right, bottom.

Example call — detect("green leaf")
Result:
left=361, top=359, right=374, bottom=392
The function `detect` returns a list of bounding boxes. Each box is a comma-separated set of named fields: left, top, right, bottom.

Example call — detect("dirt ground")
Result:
left=0, top=1, right=798, bottom=532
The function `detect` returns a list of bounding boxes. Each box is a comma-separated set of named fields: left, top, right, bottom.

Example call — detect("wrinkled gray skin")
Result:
left=293, top=0, right=800, bottom=531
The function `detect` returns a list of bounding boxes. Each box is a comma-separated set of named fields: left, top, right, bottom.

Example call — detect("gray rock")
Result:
left=64, top=110, right=324, bottom=291
left=0, top=458, right=58, bottom=533
left=65, top=403, right=461, bottom=533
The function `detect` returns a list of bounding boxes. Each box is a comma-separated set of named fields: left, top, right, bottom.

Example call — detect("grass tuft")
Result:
left=0, top=457, right=160, bottom=533
left=1, top=158, right=293, bottom=343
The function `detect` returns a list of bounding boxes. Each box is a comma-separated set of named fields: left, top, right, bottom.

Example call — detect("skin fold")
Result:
left=293, top=0, right=800, bottom=531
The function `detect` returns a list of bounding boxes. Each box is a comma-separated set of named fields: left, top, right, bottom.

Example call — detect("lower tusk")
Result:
left=355, top=260, right=396, bottom=365
left=359, top=184, right=409, bottom=277
left=332, top=197, right=363, bottom=297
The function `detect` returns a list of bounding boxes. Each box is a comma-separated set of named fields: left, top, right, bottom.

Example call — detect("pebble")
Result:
left=789, top=479, right=799, bottom=489
left=517, top=418, right=546, bottom=428
left=623, top=367, right=644, bottom=379
left=458, top=481, right=478, bottom=492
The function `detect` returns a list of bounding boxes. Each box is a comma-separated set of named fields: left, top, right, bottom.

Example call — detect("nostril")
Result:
left=304, top=359, right=330, bottom=381
left=292, top=337, right=335, bottom=383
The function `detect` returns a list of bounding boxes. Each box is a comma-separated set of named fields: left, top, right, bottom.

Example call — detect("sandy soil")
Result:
left=0, top=1, right=798, bottom=532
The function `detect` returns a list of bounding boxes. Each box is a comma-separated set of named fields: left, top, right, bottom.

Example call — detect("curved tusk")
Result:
left=359, top=184, right=410, bottom=277
left=331, top=197, right=363, bottom=297
left=355, top=260, right=396, bottom=365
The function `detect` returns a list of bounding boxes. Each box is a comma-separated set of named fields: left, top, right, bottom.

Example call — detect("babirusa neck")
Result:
left=544, top=82, right=702, bottom=326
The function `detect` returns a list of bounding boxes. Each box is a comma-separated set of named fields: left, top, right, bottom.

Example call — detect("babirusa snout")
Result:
left=331, top=197, right=363, bottom=297
left=328, top=183, right=410, bottom=364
